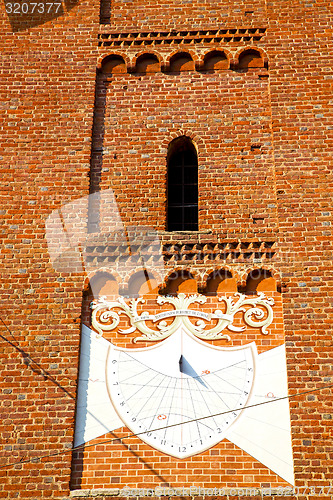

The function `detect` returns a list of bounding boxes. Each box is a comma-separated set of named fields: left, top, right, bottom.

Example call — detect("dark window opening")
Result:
left=167, top=137, right=198, bottom=231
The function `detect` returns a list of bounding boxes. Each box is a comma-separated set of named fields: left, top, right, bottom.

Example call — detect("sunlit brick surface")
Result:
left=1, top=0, right=332, bottom=497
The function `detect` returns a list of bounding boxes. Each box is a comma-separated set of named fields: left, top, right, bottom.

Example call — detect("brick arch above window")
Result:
left=162, top=130, right=204, bottom=154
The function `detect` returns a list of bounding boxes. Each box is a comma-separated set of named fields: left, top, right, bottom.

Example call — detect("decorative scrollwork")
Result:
left=91, top=295, right=145, bottom=337
left=219, top=292, right=274, bottom=335
left=90, top=292, right=275, bottom=342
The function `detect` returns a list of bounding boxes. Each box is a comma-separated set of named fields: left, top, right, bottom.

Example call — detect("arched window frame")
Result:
left=167, top=137, right=198, bottom=231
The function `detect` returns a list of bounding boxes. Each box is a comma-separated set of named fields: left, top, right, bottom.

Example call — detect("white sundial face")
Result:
left=106, top=328, right=257, bottom=458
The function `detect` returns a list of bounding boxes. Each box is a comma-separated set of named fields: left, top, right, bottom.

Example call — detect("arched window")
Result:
left=167, top=137, right=198, bottom=231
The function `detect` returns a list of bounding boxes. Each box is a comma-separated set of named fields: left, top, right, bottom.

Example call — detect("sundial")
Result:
left=74, top=294, right=294, bottom=485
left=106, top=328, right=256, bottom=458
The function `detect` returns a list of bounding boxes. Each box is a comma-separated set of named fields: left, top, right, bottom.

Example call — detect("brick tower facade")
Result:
left=1, top=0, right=332, bottom=499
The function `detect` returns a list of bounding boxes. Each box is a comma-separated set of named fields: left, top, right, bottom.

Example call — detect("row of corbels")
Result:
left=98, top=47, right=269, bottom=74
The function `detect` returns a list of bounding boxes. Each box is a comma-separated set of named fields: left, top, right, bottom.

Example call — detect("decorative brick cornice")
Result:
left=98, top=27, right=267, bottom=47
left=162, top=240, right=276, bottom=264
left=83, top=240, right=276, bottom=266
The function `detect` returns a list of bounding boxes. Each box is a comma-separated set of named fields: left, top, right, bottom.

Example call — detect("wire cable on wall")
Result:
left=0, top=381, right=332, bottom=471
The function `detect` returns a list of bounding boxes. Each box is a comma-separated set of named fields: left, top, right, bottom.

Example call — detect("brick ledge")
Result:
left=70, top=487, right=293, bottom=498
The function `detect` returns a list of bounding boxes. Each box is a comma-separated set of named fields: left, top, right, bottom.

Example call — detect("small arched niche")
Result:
left=127, top=270, right=158, bottom=297
left=101, top=55, right=127, bottom=74
left=162, top=270, right=197, bottom=295
left=245, top=269, right=276, bottom=294
left=135, top=53, right=160, bottom=74
left=205, top=269, right=237, bottom=296
left=169, top=52, right=195, bottom=72
left=238, top=49, right=264, bottom=70
left=203, top=50, right=229, bottom=71
left=89, top=272, right=119, bottom=299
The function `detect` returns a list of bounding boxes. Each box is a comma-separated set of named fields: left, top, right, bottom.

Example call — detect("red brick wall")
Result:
left=94, top=65, right=277, bottom=237
left=104, top=0, right=267, bottom=28
left=0, top=0, right=332, bottom=497
left=265, top=0, right=333, bottom=490
left=0, top=1, right=99, bottom=497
